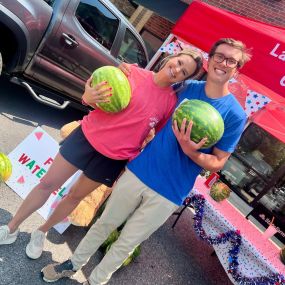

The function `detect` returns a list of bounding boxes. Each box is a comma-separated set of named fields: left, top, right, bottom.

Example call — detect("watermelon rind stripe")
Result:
left=92, top=66, right=131, bottom=113
left=172, top=99, right=224, bottom=148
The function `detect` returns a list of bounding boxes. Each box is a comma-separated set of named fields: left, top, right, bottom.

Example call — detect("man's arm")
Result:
left=184, top=147, right=231, bottom=172
left=172, top=118, right=231, bottom=172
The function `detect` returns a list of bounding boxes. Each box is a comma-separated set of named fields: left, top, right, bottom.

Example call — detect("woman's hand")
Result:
left=82, top=77, right=112, bottom=107
left=141, top=128, right=155, bottom=149
left=172, top=118, right=207, bottom=155
left=118, top=63, right=132, bottom=76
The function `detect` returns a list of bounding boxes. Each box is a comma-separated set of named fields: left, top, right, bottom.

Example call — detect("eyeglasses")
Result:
left=212, top=53, right=239, bottom=68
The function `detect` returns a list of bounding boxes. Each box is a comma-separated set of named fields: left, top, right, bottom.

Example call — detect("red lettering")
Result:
left=18, top=153, right=30, bottom=164
left=44, top=157, right=54, bottom=165
left=31, top=165, right=41, bottom=174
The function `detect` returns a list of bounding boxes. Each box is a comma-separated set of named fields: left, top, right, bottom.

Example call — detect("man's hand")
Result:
left=82, top=76, right=112, bottom=108
left=173, top=118, right=231, bottom=172
left=118, top=62, right=133, bottom=76
left=172, top=118, right=207, bottom=155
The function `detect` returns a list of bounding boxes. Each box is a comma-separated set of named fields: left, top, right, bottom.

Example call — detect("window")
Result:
left=237, top=124, right=285, bottom=173
left=220, top=123, right=285, bottom=203
left=44, top=0, right=55, bottom=6
left=260, top=175, right=285, bottom=216
left=118, top=29, right=148, bottom=68
left=141, top=29, right=164, bottom=59
left=75, top=0, right=119, bottom=51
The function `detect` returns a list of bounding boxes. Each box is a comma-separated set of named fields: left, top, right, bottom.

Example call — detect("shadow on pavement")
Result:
left=0, top=208, right=13, bottom=224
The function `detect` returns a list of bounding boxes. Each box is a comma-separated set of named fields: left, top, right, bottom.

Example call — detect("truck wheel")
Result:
left=0, top=52, right=2, bottom=75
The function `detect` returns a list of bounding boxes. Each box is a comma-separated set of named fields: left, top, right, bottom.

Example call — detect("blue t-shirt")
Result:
left=128, top=80, right=247, bottom=205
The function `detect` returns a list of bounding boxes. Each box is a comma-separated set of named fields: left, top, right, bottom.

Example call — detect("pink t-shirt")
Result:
left=81, top=65, right=176, bottom=160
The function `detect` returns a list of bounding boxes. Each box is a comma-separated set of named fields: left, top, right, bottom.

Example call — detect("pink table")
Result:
left=191, top=176, right=285, bottom=284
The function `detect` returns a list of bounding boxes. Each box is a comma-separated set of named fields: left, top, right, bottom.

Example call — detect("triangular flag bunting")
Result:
left=17, top=176, right=25, bottom=184
left=244, top=90, right=271, bottom=117
left=34, top=132, right=44, bottom=141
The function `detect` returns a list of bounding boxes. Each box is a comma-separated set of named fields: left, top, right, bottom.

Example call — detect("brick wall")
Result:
left=182, top=0, right=285, bottom=27
left=111, top=0, right=284, bottom=50
left=109, top=0, right=136, bottom=17
left=144, top=14, right=174, bottom=40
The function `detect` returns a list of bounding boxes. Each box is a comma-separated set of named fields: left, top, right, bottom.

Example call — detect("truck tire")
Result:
left=0, top=52, right=2, bottom=75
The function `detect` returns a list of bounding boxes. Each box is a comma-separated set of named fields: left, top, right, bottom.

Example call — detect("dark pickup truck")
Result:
left=0, top=0, right=149, bottom=110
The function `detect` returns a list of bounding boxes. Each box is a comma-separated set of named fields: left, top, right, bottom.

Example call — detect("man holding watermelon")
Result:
left=41, top=38, right=251, bottom=285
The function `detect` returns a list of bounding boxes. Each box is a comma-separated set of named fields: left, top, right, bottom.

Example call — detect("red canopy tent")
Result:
left=250, top=102, right=285, bottom=143
left=172, top=0, right=285, bottom=98
left=171, top=0, right=285, bottom=143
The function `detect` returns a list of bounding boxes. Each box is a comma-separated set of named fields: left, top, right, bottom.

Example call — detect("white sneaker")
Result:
left=0, top=225, right=19, bottom=245
left=25, top=230, right=46, bottom=259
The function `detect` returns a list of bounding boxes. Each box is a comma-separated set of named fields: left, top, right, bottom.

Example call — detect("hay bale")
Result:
left=60, top=121, right=80, bottom=138
left=68, top=185, right=112, bottom=226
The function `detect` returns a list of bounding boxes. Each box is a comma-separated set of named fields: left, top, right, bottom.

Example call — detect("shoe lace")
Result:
left=33, top=232, right=45, bottom=247
left=54, top=260, right=75, bottom=273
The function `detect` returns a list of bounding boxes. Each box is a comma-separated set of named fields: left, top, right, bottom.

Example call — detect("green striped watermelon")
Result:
left=105, top=242, right=141, bottom=267
left=210, top=182, right=231, bottom=202
left=0, top=153, right=12, bottom=182
left=172, top=99, right=224, bottom=149
left=92, top=66, right=131, bottom=113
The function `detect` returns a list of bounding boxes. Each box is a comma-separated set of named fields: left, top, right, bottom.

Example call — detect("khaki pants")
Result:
left=71, top=168, right=178, bottom=285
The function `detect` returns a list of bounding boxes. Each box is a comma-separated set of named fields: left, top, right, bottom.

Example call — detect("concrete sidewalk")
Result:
left=0, top=181, right=232, bottom=285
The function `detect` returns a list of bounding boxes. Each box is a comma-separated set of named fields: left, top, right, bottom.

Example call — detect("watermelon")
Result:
left=121, top=245, right=141, bottom=267
left=105, top=242, right=141, bottom=267
left=210, top=182, right=231, bottom=202
left=92, top=66, right=131, bottom=113
left=0, top=153, right=12, bottom=182
left=172, top=99, right=224, bottom=148
left=101, top=229, right=120, bottom=249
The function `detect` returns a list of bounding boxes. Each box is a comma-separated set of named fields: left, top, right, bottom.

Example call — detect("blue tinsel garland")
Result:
left=186, top=195, right=285, bottom=285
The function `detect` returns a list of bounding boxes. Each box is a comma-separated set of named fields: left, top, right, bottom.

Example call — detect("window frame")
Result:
left=118, top=28, right=148, bottom=68
left=74, top=0, right=121, bottom=52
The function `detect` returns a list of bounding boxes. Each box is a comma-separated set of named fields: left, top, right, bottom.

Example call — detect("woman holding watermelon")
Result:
left=0, top=49, right=203, bottom=259
left=41, top=38, right=251, bottom=285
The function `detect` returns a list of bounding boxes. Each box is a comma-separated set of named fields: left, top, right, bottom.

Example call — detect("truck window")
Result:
left=118, top=29, right=148, bottom=68
left=43, top=0, right=55, bottom=6
left=75, top=0, right=119, bottom=51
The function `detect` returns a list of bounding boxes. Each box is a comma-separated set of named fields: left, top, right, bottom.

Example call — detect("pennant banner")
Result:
left=245, top=90, right=271, bottom=117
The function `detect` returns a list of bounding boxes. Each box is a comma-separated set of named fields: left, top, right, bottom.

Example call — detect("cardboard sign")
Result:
left=5, top=127, right=81, bottom=234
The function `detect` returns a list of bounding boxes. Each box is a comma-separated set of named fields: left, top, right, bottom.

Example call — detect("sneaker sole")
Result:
left=0, top=237, right=17, bottom=245
left=26, top=246, right=42, bottom=260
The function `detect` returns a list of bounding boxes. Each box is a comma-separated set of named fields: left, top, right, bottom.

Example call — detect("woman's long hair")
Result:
left=157, top=49, right=203, bottom=80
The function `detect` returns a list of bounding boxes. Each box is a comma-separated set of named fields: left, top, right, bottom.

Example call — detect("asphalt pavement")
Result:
left=0, top=77, right=232, bottom=285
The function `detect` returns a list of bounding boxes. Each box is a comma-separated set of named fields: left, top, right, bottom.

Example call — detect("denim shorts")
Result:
left=59, top=126, right=127, bottom=187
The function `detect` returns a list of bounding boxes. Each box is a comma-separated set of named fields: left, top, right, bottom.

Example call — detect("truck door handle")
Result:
left=62, top=33, right=79, bottom=47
